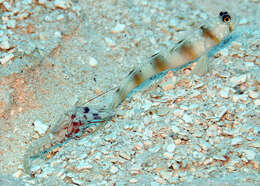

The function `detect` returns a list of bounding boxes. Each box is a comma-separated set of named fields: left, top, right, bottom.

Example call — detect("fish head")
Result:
left=218, top=11, right=240, bottom=32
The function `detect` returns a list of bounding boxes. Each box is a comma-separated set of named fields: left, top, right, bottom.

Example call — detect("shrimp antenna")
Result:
left=86, top=86, right=119, bottom=104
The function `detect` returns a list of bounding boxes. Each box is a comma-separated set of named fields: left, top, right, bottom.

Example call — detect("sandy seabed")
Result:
left=0, top=0, right=259, bottom=185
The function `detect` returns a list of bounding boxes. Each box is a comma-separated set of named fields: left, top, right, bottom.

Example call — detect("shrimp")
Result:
left=24, top=105, right=113, bottom=175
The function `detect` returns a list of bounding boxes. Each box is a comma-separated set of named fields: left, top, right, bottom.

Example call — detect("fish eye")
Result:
left=219, top=11, right=231, bottom=23
left=223, top=14, right=231, bottom=22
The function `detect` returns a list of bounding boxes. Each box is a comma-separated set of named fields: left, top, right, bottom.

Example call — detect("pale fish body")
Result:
left=110, top=11, right=239, bottom=110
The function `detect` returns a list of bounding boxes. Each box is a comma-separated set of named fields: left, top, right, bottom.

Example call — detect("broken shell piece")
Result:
left=105, top=37, right=116, bottom=47
left=231, top=137, right=243, bottom=145
left=230, top=74, right=247, bottom=86
left=248, top=90, right=258, bottom=99
left=242, top=150, right=256, bottom=160
left=254, top=99, right=260, bottom=106
left=110, top=23, right=125, bottom=33
left=75, top=162, right=93, bottom=171
left=33, top=120, right=49, bottom=135
left=54, top=0, right=71, bottom=9
left=0, top=53, right=14, bottom=65
left=0, top=40, right=11, bottom=50
left=110, top=166, right=119, bottom=174
left=219, top=87, right=230, bottom=98
left=88, top=56, right=98, bottom=67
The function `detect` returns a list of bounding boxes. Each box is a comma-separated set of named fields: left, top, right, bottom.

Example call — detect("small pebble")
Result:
left=75, top=162, right=93, bottom=171
left=254, top=99, right=260, bottom=106
left=163, top=152, right=173, bottom=159
left=193, top=151, right=203, bottom=159
left=30, top=165, right=41, bottom=173
left=213, top=155, right=226, bottom=161
left=111, top=23, right=125, bottom=33
left=72, top=178, right=83, bottom=185
left=173, top=109, right=184, bottom=117
left=54, top=0, right=71, bottom=9
left=200, top=140, right=211, bottom=151
left=33, top=120, right=49, bottom=135
left=219, top=87, right=229, bottom=98
left=231, top=41, right=242, bottom=50
left=245, top=56, right=256, bottom=62
left=206, top=125, right=218, bottom=137
left=143, top=16, right=151, bottom=24
left=89, top=56, right=98, bottom=67
left=230, top=74, right=247, bottom=85
left=166, top=144, right=176, bottom=153
left=171, top=125, right=180, bottom=133
left=243, top=150, right=256, bottom=160
left=204, top=158, right=213, bottom=165
left=155, top=177, right=166, bottom=184
left=183, top=113, right=193, bottom=123
left=149, top=145, right=160, bottom=153
left=38, top=0, right=47, bottom=5
left=0, top=40, right=10, bottom=50
left=6, top=20, right=16, bottom=28
left=159, top=171, right=172, bottom=181
left=3, top=1, right=12, bottom=11
left=249, top=142, right=260, bottom=148
left=12, top=170, right=23, bottom=178
left=56, top=14, right=65, bottom=21
left=189, top=90, right=201, bottom=98
left=219, top=48, right=229, bottom=56
left=54, top=31, right=62, bottom=38
left=105, top=37, right=116, bottom=47
left=151, top=182, right=160, bottom=186
left=162, top=83, right=174, bottom=91
left=110, top=166, right=119, bottom=174
left=129, top=178, right=138, bottom=183
left=232, top=95, right=240, bottom=102
left=119, top=151, right=131, bottom=160
left=44, top=15, right=53, bottom=22
left=248, top=90, right=258, bottom=99
left=231, top=137, right=243, bottom=145
left=169, top=18, right=179, bottom=27
left=24, top=0, right=33, bottom=4
left=133, top=143, right=143, bottom=150
left=57, top=170, right=65, bottom=177
left=0, top=53, right=14, bottom=64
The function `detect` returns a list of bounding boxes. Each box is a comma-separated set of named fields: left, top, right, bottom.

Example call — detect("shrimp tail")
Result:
left=23, top=132, right=58, bottom=175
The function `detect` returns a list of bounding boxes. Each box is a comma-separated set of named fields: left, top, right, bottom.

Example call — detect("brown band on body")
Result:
left=179, top=42, right=198, bottom=61
left=200, top=26, right=221, bottom=44
left=133, top=70, right=145, bottom=87
left=151, top=54, right=169, bottom=73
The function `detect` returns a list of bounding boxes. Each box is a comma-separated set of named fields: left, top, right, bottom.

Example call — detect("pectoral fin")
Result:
left=192, top=53, right=208, bottom=76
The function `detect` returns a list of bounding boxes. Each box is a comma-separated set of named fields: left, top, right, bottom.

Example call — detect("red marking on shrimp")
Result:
left=65, top=120, right=84, bottom=138
left=32, top=111, right=108, bottom=163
